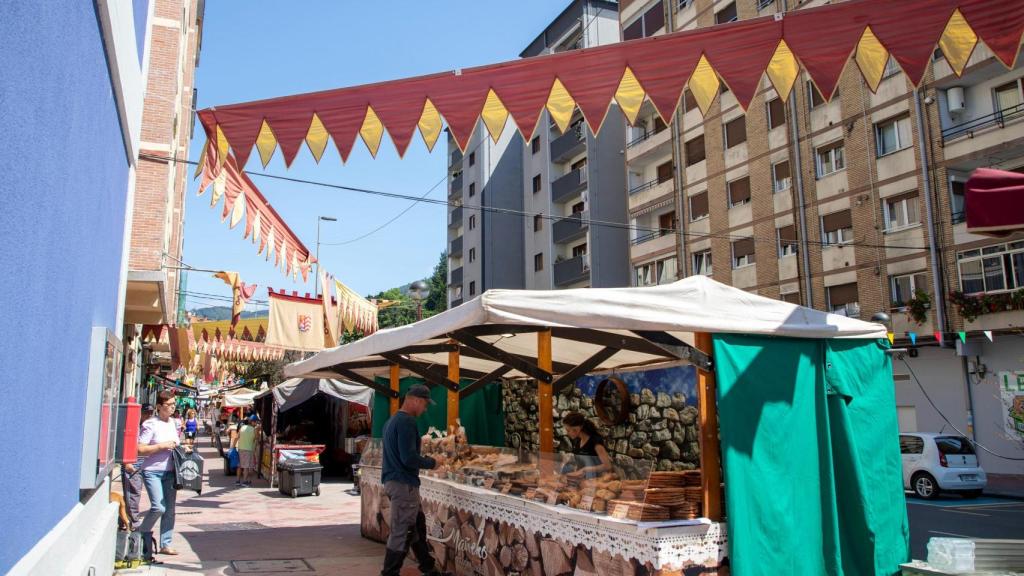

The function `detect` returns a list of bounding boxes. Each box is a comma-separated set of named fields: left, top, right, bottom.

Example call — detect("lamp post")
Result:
left=315, top=216, right=337, bottom=296
left=409, top=280, right=430, bottom=321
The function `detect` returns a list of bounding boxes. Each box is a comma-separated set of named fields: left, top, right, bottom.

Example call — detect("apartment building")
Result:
left=447, top=0, right=628, bottom=307
left=619, top=0, right=1024, bottom=473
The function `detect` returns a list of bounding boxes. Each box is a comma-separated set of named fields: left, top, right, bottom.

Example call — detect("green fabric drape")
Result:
left=371, top=377, right=505, bottom=447
left=713, top=334, right=908, bottom=576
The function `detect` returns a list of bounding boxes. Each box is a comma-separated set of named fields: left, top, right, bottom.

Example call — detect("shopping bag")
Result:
left=228, top=447, right=240, bottom=468
left=171, top=446, right=204, bottom=494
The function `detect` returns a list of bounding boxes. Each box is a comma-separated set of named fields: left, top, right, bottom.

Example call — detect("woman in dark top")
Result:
left=561, top=412, right=612, bottom=478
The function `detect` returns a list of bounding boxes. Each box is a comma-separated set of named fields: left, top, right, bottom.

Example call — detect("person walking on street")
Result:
left=380, top=385, right=449, bottom=576
left=235, top=414, right=259, bottom=486
left=183, top=408, right=199, bottom=448
left=137, top=390, right=182, bottom=561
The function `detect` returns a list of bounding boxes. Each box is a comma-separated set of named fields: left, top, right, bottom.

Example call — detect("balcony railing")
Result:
left=450, top=266, right=463, bottom=286
left=451, top=173, right=463, bottom=194
left=551, top=125, right=586, bottom=163
left=553, top=212, right=588, bottom=244
left=449, top=149, right=463, bottom=167
left=628, top=178, right=660, bottom=195
left=942, top=102, right=1024, bottom=142
left=551, top=168, right=587, bottom=203
left=450, top=235, right=463, bottom=256
left=448, top=205, right=463, bottom=229
left=627, top=125, right=668, bottom=148
left=554, top=255, right=589, bottom=287
left=631, top=230, right=664, bottom=245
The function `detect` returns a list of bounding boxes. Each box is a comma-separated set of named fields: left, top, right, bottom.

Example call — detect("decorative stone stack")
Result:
left=502, top=380, right=701, bottom=472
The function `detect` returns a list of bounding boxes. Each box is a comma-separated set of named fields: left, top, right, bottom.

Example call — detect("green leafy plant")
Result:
left=949, top=289, right=1024, bottom=323
left=905, top=289, right=931, bottom=325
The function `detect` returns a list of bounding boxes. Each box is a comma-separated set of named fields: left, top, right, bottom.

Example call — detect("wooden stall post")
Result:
left=389, top=363, right=400, bottom=415
left=447, top=340, right=460, bottom=431
left=537, top=329, right=554, bottom=453
left=695, top=332, right=722, bottom=521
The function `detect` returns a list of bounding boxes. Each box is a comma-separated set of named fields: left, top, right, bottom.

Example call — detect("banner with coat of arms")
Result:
left=265, top=289, right=326, bottom=352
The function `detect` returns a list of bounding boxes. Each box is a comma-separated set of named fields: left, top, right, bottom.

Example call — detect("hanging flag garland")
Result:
left=334, top=278, right=379, bottom=336
left=213, top=270, right=258, bottom=331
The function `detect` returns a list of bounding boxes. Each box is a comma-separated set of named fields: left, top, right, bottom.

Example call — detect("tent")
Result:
left=255, top=377, right=373, bottom=413
left=222, top=389, right=259, bottom=408
left=286, top=277, right=908, bottom=574
left=966, top=167, right=1024, bottom=236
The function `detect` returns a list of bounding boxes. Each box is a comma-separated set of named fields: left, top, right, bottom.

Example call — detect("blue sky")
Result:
left=182, top=1, right=580, bottom=313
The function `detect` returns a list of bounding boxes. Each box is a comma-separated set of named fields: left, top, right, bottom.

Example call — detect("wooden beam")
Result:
left=392, top=343, right=459, bottom=355
left=695, top=332, right=722, bottom=521
left=551, top=347, right=620, bottom=394
left=459, top=364, right=514, bottom=400
left=632, top=330, right=713, bottom=370
left=332, top=366, right=398, bottom=398
left=549, top=327, right=679, bottom=359
left=451, top=330, right=553, bottom=383
left=458, top=347, right=575, bottom=374
left=447, top=340, right=459, bottom=431
left=380, top=352, right=460, bottom=392
left=452, top=325, right=541, bottom=337
left=538, top=329, right=554, bottom=453
left=325, top=359, right=393, bottom=370
left=389, top=363, right=400, bottom=415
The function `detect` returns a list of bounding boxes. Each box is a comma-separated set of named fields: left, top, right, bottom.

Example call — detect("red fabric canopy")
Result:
left=196, top=0, right=1024, bottom=165
left=966, top=168, right=1024, bottom=236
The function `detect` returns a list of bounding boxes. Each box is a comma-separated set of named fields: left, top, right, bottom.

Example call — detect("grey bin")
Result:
left=278, top=459, right=323, bottom=498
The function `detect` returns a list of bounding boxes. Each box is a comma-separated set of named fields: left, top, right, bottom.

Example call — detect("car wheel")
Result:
left=912, top=472, right=939, bottom=499
left=962, top=489, right=983, bottom=499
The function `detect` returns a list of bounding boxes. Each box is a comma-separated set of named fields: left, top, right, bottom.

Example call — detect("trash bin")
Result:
left=278, top=459, right=322, bottom=498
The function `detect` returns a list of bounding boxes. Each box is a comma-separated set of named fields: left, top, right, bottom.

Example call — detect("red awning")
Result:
left=966, top=168, right=1024, bottom=236
left=196, top=0, right=1023, bottom=166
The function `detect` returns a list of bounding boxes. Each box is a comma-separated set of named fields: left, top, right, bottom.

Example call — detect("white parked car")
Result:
left=900, top=433, right=987, bottom=499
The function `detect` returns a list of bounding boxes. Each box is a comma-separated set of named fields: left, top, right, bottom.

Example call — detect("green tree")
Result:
left=424, top=250, right=448, bottom=315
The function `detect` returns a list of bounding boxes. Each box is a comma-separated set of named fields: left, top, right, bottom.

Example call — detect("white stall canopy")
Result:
left=256, top=377, right=373, bottom=413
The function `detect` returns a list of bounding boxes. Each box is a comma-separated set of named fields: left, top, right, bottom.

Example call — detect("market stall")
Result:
left=286, top=276, right=907, bottom=575
left=253, top=378, right=374, bottom=484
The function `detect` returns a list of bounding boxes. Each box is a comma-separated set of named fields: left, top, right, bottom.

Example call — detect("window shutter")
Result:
left=685, top=135, right=705, bottom=165
left=657, top=161, right=674, bottom=183
left=732, top=238, right=755, bottom=258
left=725, top=117, right=747, bottom=147
left=774, top=161, right=790, bottom=181
left=828, top=283, right=859, bottom=306
left=778, top=224, right=798, bottom=243
left=643, top=1, right=665, bottom=35
left=728, top=177, right=751, bottom=204
left=689, top=192, right=708, bottom=218
left=822, top=210, right=852, bottom=232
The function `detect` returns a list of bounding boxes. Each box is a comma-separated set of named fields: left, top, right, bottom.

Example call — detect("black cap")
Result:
left=406, top=384, right=435, bottom=405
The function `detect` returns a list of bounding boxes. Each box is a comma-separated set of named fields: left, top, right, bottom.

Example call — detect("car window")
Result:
left=899, top=435, right=924, bottom=454
left=935, top=436, right=975, bottom=455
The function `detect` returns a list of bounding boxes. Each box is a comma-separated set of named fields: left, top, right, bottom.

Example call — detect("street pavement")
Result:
left=115, top=441, right=415, bottom=576
left=907, top=493, right=1024, bottom=560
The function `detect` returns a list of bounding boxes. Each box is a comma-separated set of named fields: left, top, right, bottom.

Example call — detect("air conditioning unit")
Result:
left=947, top=86, right=966, bottom=114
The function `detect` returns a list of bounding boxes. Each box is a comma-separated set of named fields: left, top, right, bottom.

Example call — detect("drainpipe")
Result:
left=788, top=96, right=814, bottom=306
left=912, top=88, right=948, bottom=338
left=666, top=0, right=688, bottom=276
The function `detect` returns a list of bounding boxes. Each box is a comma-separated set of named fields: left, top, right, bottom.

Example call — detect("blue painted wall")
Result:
left=0, top=3, right=133, bottom=572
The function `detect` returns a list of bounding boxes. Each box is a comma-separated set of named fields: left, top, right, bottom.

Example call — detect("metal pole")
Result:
left=788, top=96, right=814, bottom=307
left=912, top=88, right=947, bottom=338
left=315, top=217, right=322, bottom=296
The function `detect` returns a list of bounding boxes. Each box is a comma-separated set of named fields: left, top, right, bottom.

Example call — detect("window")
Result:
left=724, top=116, right=747, bottom=148
left=957, top=241, right=1024, bottom=294
left=821, top=210, right=853, bottom=245
left=572, top=243, right=588, bottom=258
left=900, top=435, right=924, bottom=455
left=623, top=0, right=665, bottom=40
left=469, top=183, right=476, bottom=197
left=777, top=224, right=798, bottom=256
left=767, top=98, right=786, bottom=129
left=656, top=160, right=674, bottom=183
left=635, top=263, right=654, bottom=286
left=935, top=436, right=976, bottom=455
left=772, top=160, right=791, bottom=193
left=884, top=192, right=920, bottom=231
left=949, top=177, right=966, bottom=223
left=469, top=281, right=476, bottom=296
left=882, top=56, right=901, bottom=79
left=689, top=192, right=709, bottom=221
left=469, top=214, right=476, bottom=230
left=731, top=238, right=755, bottom=268
left=469, top=248, right=476, bottom=263
left=781, top=291, right=801, bottom=304
left=531, top=136, right=540, bottom=154
left=571, top=157, right=588, bottom=172
left=657, top=257, right=678, bottom=284
left=451, top=285, right=463, bottom=300
left=815, top=141, right=845, bottom=177
left=727, top=177, right=751, bottom=207
left=685, top=134, right=706, bottom=165
left=534, top=253, right=544, bottom=271
left=875, top=114, right=912, bottom=157
left=571, top=201, right=585, bottom=215
left=807, top=80, right=826, bottom=108
left=533, top=214, right=543, bottom=232
left=994, top=79, right=1023, bottom=118
left=693, top=250, right=712, bottom=275
left=682, top=89, right=698, bottom=113
left=827, top=283, right=860, bottom=318
left=658, top=211, right=676, bottom=235
left=715, top=2, right=737, bottom=24
left=890, top=271, right=927, bottom=308
left=532, top=174, right=542, bottom=194
left=469, top=152, right=476, bottom=166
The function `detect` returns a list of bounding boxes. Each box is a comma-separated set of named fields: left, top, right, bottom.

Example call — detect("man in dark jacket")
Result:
left=380, top=384, right=448, bottom=576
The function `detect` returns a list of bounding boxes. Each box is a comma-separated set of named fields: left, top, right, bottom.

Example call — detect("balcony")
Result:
left=450, top=298, right=464, bottom=308
left=448, top=205, right=463, bottom=229
left=450, top=173, right=463, bottom=195
left=450, top=235, right=463, bottom=257
left=551, top=126, right=586, bottom=163
left=625, top=125, right=671, bottom=163
left=630, top=230, right=675, bottom=261
left=449, top=149, right=463, bottom=167
left=553, top=212, right=588, bottom=244
left=942, top=102, right=1024, bottom=143
left=554, top=255, right=589, bottom=287
left=450, top=266, right=463, bottom=286
left=551, top=168, right=587, bottom=204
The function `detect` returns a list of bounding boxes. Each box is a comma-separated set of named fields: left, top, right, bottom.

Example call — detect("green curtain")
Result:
left=713, top=334, right=908, bottom=576
left=371, top=376, right=505, bottom=447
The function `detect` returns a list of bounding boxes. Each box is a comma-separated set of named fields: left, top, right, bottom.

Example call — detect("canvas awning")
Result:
left=196, top=0, right=1022, bottom=167
left=254, top=377, right=373, bottom=413
left=223, top=389, right=260, bottom=407
left=285, top=276, right=886, bottom=389
left=966, top=167, right=1024, bottom=236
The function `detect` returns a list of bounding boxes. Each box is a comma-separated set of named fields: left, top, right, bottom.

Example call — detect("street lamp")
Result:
left=315, top=216, right=337, bottom=296
left=409, top=280, right=430, bottom=321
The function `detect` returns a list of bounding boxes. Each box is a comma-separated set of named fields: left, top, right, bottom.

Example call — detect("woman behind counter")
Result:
left=561, top=412, right=612, bottom=478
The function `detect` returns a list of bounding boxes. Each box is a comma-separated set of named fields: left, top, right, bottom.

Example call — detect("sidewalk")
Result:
left=116, top=440, right=417, bottom=575
left=985, top=473, right=1024, bottom=500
